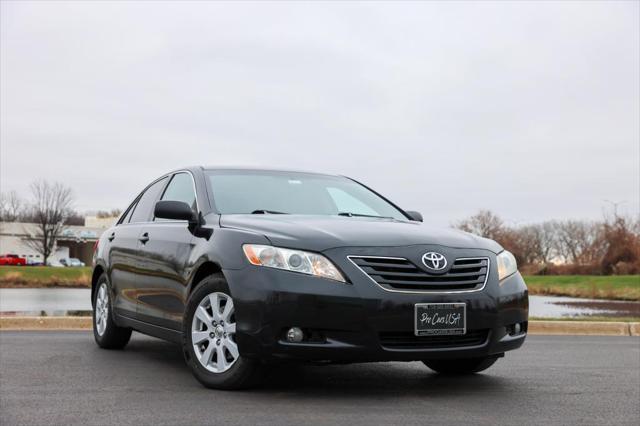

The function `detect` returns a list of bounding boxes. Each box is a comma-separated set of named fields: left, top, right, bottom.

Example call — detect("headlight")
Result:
left=242, top=244, right=346, bottom=283
left=496, top=250, right=518, bottom=281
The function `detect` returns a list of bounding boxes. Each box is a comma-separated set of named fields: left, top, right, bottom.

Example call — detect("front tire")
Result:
left=92, top=274, right=132, bottom=349
left=182, top=274, right=262, bottom=390
left=423, top=356, right=499, bottom=374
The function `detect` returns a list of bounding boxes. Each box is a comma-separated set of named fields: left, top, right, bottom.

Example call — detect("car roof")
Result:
left=199, top=166, right=342, bottom=178
left=156, top=166, right=343, bottom=180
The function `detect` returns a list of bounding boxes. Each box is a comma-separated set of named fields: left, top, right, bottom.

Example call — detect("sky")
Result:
left=1, top=0, right=638, bottom=227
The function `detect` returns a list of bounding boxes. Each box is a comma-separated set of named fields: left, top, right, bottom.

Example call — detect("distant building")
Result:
left=84, top=215, right=118, bottom=229
left=0, top=219, right=112, bottom=265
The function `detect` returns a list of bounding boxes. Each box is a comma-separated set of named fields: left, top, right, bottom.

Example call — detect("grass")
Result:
left=524, top=275, right=640, bottom=301
left=0, top=266, right=91, bottom=288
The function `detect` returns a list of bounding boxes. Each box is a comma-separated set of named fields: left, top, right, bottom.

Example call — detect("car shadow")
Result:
left=257, top=363, right=513, bottom=399
left=120, top=335, right=516, bottom=398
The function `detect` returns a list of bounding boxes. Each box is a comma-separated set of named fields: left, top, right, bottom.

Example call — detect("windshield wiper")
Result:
left=251, top=209, right=288, bottom=215
left=337, top=212, right=393, bottom=219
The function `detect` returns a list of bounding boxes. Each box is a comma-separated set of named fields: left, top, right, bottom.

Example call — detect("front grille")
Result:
left=348, top=256, right=489, bottom=292
left=379, top=329, right=489, bottom=350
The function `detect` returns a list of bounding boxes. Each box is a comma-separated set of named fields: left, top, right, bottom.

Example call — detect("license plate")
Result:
left=415, top=303, right=466, bottom=336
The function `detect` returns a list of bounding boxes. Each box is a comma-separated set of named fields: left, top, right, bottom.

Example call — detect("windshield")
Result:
left=206, top=170, right=408, bottom=220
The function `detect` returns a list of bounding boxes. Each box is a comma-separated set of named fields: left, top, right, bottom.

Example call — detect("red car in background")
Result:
left=0, top=254, right=27, bottom=266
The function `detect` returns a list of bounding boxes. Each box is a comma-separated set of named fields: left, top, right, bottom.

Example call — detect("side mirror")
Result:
left=405, top=210, right=423, bottom=222
left=154, top=200, right=198, bottom=222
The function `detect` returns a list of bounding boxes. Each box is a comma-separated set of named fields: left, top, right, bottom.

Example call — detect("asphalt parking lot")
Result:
left=1, top=332, right=638, bottom=425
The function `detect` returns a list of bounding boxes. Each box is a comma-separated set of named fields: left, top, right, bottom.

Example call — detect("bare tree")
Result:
left=539, top=221, right=559, bottom=263
left=600, top=211, right=640, bottom=274
left=96, top=209, right=121, bottom=218
left=512, top=225, right=543, bottom=265
left=22, top=181, right=74, bottom=265
left=455, top=210, right=505, bottom=241
left=523, top=222, right=558, bottom=264
left=0, top=190, right=25, bottom=222
left=455, top=210, right=526, bottom=264
left=553, top=220, right=603, bottom=264
left=65, top=210, right=86, bottom=226
left=453, top=208, right=638, bottom=274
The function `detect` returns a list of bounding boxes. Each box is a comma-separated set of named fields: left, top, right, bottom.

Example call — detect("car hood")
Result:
left=219, top=215, right=502, bottom=253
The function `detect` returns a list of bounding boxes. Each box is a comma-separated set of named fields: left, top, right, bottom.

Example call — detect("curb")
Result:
left=0, top=316, right=92, bottom=330
left=1, top=317, right=639, bottom=336
left=528, top=321, right=639, bottom=336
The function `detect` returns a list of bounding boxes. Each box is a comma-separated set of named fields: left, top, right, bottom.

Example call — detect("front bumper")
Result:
left=225, top=247, right=528, bottom=362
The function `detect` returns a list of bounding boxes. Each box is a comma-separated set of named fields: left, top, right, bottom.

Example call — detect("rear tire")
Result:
left=182, top=274, right=262, bottom=390
left=92, top=274, right=132, bottom=349
left=423, top=356, right=499, bottom=374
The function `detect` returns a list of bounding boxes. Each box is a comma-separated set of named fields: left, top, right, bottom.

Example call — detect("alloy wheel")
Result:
left=191, top=292, right=239, bottom=373
left=95, top=283, right=109, bottom=336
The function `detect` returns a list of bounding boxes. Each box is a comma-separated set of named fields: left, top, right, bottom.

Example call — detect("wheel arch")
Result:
left=91, top=265, right=106, bottom=307
left=189, top=261, right=225, bottom=294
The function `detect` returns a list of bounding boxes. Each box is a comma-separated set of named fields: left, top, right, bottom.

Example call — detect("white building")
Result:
left=84, top=216, right=118, bottom=229
left=0, top=220, right=113, bottom=265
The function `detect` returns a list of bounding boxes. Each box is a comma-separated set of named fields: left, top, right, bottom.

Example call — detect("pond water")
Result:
left=0, top=288, right=91, bottom=316
left=0, top=288, right=638, bottom=318
left=529, top=295, right=639, bottom=318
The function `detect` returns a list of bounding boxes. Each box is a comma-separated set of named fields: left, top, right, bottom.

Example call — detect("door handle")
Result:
left=107, top=232, right=115, bottom=242
left=139, top=233, right=150, bottom=244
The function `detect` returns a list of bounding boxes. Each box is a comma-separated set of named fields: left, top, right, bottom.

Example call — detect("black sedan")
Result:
left=91, top=167, right=528, bottom=389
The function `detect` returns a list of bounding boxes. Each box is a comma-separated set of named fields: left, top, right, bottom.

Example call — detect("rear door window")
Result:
left=120, top=200, right=138, bottom=224
left=129, top=177, right=168, bottom=223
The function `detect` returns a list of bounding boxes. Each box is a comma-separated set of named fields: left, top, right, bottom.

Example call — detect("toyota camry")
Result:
left=91, top=167, right=528, bottom=389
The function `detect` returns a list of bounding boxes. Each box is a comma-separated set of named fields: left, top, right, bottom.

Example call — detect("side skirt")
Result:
left=115, top=313, right=183, bottom=344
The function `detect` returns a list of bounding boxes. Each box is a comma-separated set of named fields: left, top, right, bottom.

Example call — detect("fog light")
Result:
left=286, top=327, right=304, bottom=343
left=508, top=323, right=522, bottom=336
